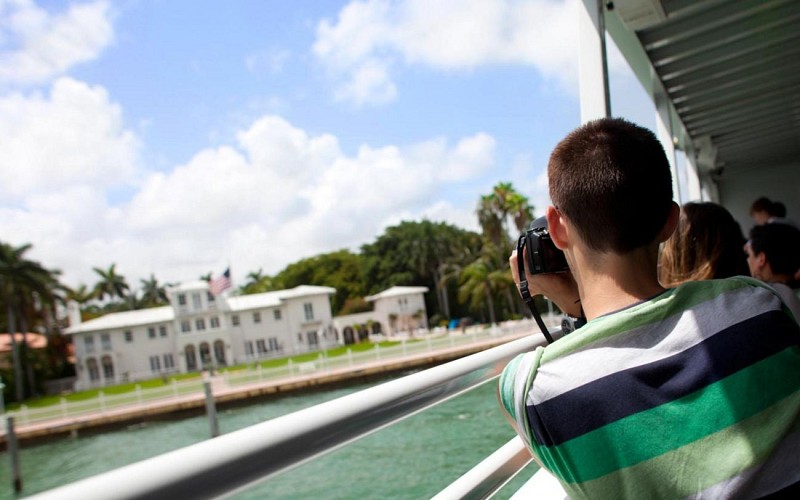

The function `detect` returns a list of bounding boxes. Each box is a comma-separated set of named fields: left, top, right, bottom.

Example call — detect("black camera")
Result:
left=516, top=216, right=575, bottom=344
left=522, top=216, right=569, bottom=274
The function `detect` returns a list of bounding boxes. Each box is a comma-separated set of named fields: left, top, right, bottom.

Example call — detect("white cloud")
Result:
left=0, top=102, right=496, bottom=289
left=245, top=48, right=291, bottom=74
left=333, top=57, right=396, bottom=106
left=0, top=76, right=140, bottom=200
left=313, top=0, right=579, bottom=105
left=0, top=0, right=114, bottom=86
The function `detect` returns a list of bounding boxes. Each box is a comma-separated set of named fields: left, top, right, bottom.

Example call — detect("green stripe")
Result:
left=535, top=348, right=800, bottom=483
left=542, top=278, right=756, bottom=362
left=574, top=395, right=800, bottom=499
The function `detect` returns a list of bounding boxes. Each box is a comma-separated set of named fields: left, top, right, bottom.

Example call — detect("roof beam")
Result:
left=639, top=0, right=792, bottom=48
left=656, top=26, right=800, bottom=80
left=646, top=5, right=800, bottom=66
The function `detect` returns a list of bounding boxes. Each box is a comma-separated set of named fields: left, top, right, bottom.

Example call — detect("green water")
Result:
left=0, top=377, right=538, bottom=499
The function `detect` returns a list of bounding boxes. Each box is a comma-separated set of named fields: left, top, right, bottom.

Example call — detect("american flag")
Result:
left=209, top=268, right=232, bottom=296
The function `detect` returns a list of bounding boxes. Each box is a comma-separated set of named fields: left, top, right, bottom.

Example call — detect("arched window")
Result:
left=371, top=322, right=382, bottom=335
left=185, top=344, right=198, bottom=371
left=101, top=355, right=114, bottom=380
left=342, top=327, right=355, bottom=345
left=199, top=342, right=212, bottom=366
left=213, top=340, right=226, bottom=366
left=86, top=358, right=100, bottom=382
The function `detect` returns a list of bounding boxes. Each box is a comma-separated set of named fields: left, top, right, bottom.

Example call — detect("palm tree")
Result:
left=477, top=181, right=535, bottom=250
left=457, top=243, right=513, bottom=325
left=477, top=194, right=505, bottom=249
left=507, top=192, right=535, bottom=234
left=0, top=241, right=62, bottom=401
left=240, top=269, right=275, bottom=295
left=140, top=274, right=168, bottom=307
left=65, top=283, right=94, bottom=307
left=92, top=263, right=129, bottom=302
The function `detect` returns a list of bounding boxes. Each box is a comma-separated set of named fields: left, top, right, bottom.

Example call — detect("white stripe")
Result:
left=689, top=429, right=800, bottom=499
left=512, top=350, right=538, bottom=448
left=530, top=284, right=782, bottom=405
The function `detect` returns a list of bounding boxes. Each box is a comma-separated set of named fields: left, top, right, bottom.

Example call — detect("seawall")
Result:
left=1, top=332, right=529, bottom=446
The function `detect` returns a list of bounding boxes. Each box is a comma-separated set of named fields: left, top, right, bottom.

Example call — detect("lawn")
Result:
left=7, top=340, right=409, bottom=411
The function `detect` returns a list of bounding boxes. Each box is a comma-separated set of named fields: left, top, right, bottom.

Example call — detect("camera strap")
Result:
left=516, top=235, right=555, bottom=344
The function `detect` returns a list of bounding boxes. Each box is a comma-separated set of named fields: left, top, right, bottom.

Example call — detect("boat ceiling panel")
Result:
left=627, top=0, right=800, bottom=175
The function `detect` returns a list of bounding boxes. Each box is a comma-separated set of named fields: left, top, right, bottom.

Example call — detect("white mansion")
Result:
left=65, top=282, right=428, bottom=390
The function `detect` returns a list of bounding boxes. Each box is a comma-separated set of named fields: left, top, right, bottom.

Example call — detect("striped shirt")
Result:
left=499, top=277, right=800, bottom=499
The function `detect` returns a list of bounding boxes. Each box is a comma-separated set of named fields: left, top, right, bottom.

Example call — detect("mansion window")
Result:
left=256, top=340, right=267, bottom=353
left=196, top=318, right=206, bottom=331
left=210, top=316, right=220, bottom=329
left=232, top=315, right=240, bottom=326
left=244, top=341, right=254, bottom=356
left=159, top=325, right=167, bottom=337
left=253, top=312, right=261, bottom=323
left=84, top=336, right=95, bottom=354
left=87, top=358, right=99, bottom=381
left=102, top=356, right=114, bottom=379
left=164, top=354, right=175, bottom=370
left=178, top=294, right=186, bottom=306
left=192, top=293, right=202, bottom=310
left=303, top=303, right=314, bottom=321
left=273, top=309, right=282, bottom=321
left=149, top=355, right=161, bottom=372
left=148, top=327, right=156, bottom=339
left=100, top=333, right=111, bottom=351
left=207, top=291, right=215, bottom=302
left=268, top=337, right=279, bottom=351
left=181, top=321, right=191, bottom=333
left=124, top=330, right=133, bottom=343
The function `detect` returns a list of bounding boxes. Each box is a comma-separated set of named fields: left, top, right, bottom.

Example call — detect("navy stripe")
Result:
left=757, top=478, right=800, bottom=499
left=526, top=310, right=800, bottom=448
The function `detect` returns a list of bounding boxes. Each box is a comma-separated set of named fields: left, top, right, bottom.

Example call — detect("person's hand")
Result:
left=509, top=248, right=582, bottom=317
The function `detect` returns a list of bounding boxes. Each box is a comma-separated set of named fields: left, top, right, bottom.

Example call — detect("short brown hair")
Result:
left=548, top=118, right=673, bottom=253
left=659, top=202, right=749, bottom=287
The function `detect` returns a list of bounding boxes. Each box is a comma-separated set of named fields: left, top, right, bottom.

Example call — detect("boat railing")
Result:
left=28, top=331, right=551, bottom=499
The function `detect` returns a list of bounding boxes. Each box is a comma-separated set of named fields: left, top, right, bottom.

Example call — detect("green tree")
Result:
left=65, top=283, right=94, bottom=308
left=240, top=268, right=277, bottom=295
left=140, top=274, right=168, bottom=307
left=476, top=181, right=534, bottom=251
left=274, top=250, right=365, bottom=314
left=457, top=243, right=513, bottom=325
left=461, top=182, right=536, bottom=323
left=92, top=263, right=130, bottom=303
left=0, top=242, right=62, bottom=401
left=361, top=220, right=482, bottom=320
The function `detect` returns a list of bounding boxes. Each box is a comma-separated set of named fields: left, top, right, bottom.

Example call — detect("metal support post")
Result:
left=7, top=416, right=23, bottom=493
left=203, top=379, right=219, bottom=438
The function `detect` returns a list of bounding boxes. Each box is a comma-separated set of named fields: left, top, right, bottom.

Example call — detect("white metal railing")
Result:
left=4, top=321, right=547, bottom=431
left=2, top=379, right=207, bottom=430
left=432, top=436, right=532, bottom=500
left=26, top=329, right=551, bottom=499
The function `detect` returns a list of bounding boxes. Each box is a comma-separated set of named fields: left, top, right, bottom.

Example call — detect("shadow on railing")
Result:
left=26, top=326, right=554, bottom=499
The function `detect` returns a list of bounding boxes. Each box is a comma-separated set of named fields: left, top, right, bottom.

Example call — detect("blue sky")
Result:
left=0, top=0, right=655, bottom=289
